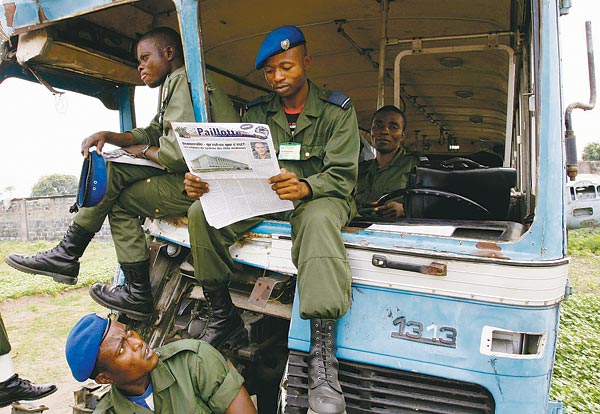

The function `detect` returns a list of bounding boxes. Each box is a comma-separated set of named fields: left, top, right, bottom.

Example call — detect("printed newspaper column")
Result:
left=172, top=122, right=294, bottom=228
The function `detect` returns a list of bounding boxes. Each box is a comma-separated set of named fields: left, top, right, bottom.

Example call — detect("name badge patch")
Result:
left=279, top=143, right=301, bottom=160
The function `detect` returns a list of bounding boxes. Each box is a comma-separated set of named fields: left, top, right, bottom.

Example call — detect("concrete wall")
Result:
left=0, top=195, right=111, bottom=241
left=578, top=160, right=600, bottom=175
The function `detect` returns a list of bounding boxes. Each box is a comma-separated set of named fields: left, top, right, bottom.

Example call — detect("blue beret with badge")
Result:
left=65, top=313, right=111, bottom=381
left=255, top=25, right=306, bottom=70
left=69, top=149, right=107, bottom=213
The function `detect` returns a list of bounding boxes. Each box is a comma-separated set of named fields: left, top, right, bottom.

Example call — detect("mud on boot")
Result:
left=307, top=319, right=346, bottom=414
left=89, top=261, right=153, bottom=321
left=192, top=286, right=248, bottom=349
left=4, top=223, right=94, bottom=285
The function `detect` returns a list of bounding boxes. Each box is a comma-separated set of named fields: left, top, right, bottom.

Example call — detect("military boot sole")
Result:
left=4, top=256, right=78, bottom=285
left=88, top=289, right=152, bottom=321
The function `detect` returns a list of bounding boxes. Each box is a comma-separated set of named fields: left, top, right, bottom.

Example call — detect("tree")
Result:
left=31, top=174, right=78, bottom=197
left=581, top=142, right=600, bottom=161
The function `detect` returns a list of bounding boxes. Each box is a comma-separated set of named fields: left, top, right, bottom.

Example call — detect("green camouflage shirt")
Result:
left=93, top=340, right=244, bottom=414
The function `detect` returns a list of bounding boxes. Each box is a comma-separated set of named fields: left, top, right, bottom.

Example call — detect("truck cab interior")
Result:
left=0, top=0, right=534, bottom=243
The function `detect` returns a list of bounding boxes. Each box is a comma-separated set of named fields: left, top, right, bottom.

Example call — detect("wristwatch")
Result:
left=141, top=144, right=151, bottom=159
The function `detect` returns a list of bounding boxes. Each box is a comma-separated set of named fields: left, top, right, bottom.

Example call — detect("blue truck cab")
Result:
left=1, top=0, right=588, bottom=412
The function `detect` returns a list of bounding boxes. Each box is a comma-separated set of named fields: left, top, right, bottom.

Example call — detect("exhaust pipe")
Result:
left=565, top=21, right=596, bottom=181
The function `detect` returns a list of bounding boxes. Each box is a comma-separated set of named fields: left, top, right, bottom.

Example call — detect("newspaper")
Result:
left=172, top=122, right=294, bottom=228
left=103, top=148, right=165, bottom=170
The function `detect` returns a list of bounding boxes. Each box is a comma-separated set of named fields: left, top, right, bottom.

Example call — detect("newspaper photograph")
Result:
left=172, top=122, right=294, bottom=228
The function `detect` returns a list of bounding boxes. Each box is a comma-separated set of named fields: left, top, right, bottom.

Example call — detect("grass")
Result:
left=567, top=228, right=600, bottom=256
left=0, top=239, right=115, bottom=397
left=550, top=228, right=600, bottom=413
left=0, top=240, right=115, bottom=300
left=551, top=293, right=600, bottom=413
left=0, top=230, right=599, bottom=413
left=2, top=291, right=107, bottom=382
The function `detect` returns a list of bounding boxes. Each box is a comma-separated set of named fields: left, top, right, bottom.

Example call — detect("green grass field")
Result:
left=0, top=229, right=599, bottom=413
left=550, top=228, right=600, bottom=413
left=0, top=240, right=115, bottom=300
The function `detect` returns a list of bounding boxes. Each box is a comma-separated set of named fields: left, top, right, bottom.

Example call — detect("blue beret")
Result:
left=76, top=150, right=107, bottom=209
left=255, top=25, right=306, bottom=69
left=65, top=313, right=111, bottom=382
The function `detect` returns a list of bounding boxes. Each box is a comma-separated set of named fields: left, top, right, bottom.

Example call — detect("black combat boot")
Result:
left=192, top=286, right=247, bottom=349
left=89, top=260, right=153, bottom=321
left=0, top=374, right=57, bottom=408
left=4, top=223, right=94, bottom=285
left=308, top=319, right=346, bottom=414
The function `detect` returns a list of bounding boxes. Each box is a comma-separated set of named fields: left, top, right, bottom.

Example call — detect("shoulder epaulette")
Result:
left=157, top=338, right=202, bottom=359
left=325, top=91, right=352, bottom=110
left=246, top=95, right=270, bottom=110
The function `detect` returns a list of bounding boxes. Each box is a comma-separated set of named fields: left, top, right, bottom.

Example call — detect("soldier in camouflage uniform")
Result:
left=184, top=25, right=359, bottom=414
left=355, top=105, right=419, bottom=219
left=65, top=313, right=256, bottom=414
left=5, top=28, right=239, bottom=321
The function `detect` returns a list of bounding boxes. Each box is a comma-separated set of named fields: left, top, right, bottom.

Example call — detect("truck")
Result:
left=1, top=0, right=594, bottom=413
left=566, top=174, right=600, bottom=229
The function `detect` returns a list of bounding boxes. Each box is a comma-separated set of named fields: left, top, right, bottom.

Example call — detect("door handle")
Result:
left=371, top=254, right=447, bottom=276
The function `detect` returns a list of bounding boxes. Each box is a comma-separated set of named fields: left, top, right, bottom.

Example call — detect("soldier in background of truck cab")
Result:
left=184, top=25, right=359, bottom=414
left=4, top=28, right=239, bottom=322
left=355, top=105, right=419, bottom=218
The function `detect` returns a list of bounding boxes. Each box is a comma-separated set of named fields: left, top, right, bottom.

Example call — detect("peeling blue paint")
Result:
left=10, top=1, right=41, bottom=29
left=39, top=0, right=116, bottom=21
left=0, top=13, right=13, bottom=38
left=0, top=0, right=132, bottom=38
left=174, top=0, right=209, bottom=123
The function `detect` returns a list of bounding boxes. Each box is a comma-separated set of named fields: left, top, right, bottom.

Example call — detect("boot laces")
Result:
left=315, top=324, right=335, bottom=382
left=35, top=229, right=73, bottom=256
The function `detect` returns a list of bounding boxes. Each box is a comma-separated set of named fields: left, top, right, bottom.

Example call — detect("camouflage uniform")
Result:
left=188, top=81, right=359, bottom=319
left=355, top=147, right=419, bottom=217
left=74, top=68, right=239, bottom=263
left=93, top=340, right=244, bottom=414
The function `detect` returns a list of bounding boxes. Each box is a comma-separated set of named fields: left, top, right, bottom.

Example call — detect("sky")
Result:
left=0, top=0, right=599, bottom=199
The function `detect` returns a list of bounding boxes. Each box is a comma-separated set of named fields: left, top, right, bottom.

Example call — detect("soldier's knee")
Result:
left=187, top=201, right=207, bottom=226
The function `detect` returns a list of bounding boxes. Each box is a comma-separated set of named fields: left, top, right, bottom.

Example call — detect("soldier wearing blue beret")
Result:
left=65, top=313, right=256, bottom=414
left=184, top=25, right=359, bottom=414
left=5, top=28, right=240, bottom=322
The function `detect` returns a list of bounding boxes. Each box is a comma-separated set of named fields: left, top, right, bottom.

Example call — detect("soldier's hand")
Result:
left=184, top=172, right=210, bottom=199
left=268, top=168, right=311, bottom=201
left=373, top=200, right=405, bottom=218
left=81, top=131, right=110, bottom=159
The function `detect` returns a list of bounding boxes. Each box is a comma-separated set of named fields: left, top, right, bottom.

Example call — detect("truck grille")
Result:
left=284, top=351, right=495, bottom=414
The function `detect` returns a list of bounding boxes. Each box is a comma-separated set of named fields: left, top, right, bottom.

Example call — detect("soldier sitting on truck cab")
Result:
left=65, top=313, right=256, bottom=414
left=183, top=25, right=359, bottom=414
left=4, top=27, right=239, bottom=322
